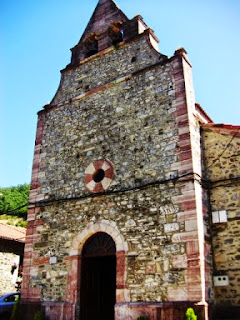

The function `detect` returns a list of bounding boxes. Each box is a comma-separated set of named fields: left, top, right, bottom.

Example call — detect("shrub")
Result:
left=137, top=316, right=148, bottom=320
left=186, top=307, right=197, bottom=320
left=33, top=310, right=44, bottom=320
left=10, top=297, right=22, bottom=320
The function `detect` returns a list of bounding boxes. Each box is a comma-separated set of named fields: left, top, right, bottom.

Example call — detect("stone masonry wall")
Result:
left=202, top=126, right=240, bottom=306
left=30, top=185, right=186, bottom=303
left=0, top=251, right=20, bottom=295
left=40, top=62, right=176, bottom=200
left=52, top=35, right=162, bottom=106
left=22, top=32, right=208, bottom=319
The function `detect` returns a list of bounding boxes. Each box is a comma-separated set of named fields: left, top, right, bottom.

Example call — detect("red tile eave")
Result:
left=201, top=123, right=240, bottom=137
left=0, top=223, right=26, bottom=243
left=0, top=235, right=25, bottom=243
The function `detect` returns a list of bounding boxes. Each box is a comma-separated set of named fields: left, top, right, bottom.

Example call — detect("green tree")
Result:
left=0, top=184, right=30, bottom=219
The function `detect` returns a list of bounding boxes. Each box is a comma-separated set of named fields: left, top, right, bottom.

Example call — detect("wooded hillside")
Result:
left=0, top=184, right=30, bottom=227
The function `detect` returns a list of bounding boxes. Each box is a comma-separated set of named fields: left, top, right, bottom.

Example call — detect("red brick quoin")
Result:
left=85, top=159, right=114, bottom=193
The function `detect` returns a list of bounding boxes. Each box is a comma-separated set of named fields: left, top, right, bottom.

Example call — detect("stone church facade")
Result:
left=21, top=0, right=240, bottom=319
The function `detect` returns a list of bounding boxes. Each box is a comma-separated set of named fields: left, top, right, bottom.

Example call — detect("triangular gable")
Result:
left=79, top=0, right=128, bottom=45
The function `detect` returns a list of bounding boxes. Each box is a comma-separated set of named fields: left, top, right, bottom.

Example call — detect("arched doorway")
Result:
left=80, top=232, right=116, bottom=320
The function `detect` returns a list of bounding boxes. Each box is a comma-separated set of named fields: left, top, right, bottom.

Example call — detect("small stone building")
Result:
left=201, top=124, right=240, bottom=319
left=21, top=0, right=240, bottom=319
left=0, top=223, right=25, bottom=294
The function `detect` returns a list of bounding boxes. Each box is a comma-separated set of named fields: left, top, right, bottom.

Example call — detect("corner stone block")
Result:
left=116, top=289, right=130, bottom=303
left=172, top=254, right=187, bottom=269
left=177, top=210, right=197, bottom=222
left=185, top=219, right=198, bottom=231
left=181, top=200, right=197, bottom=211
left=186, top=240, right=199, bottom=255
left=187, top=286, right=203, bottom=301
left=172, top=231, right=198, bottom=243
left=167, top=286, right=188, bottom=301
left=27, top=288, right=41, bottom=302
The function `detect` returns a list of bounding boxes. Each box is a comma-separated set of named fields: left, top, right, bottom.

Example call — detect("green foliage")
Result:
left=137, top=316, right=148, bottom=320
left=0, top=184, right=30, bottom=219
left=33, top=310, right=44, bottom=320
left=15, top=220, right=28, bottom=228
left=10, top=297, right=22, bottom=320
left=0, top=214, right=28, bottom=228
left=186, top=307, right=197, bottom=320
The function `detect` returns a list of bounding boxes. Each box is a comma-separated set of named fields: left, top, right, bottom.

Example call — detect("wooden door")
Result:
left=80, top=233, right=116, bottom=320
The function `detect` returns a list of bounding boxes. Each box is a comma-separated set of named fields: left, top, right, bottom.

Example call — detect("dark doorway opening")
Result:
left=80, top=233, right=116, bottom=320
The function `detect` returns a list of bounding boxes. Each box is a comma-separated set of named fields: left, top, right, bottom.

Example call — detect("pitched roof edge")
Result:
left=0, top=222, right=26, bottom=243
left=0, top=235, right=26, bottom=243
left=195, top=103, right=213, bottom=124
left=201, top=123, right=240, bottom=137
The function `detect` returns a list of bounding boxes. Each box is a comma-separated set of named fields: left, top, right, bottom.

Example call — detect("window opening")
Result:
left=83, top=232, right=116, bottom=257
left=108, top=20, right=124, bottom=45
left=93, top=169, right=105, bottom=183
left=84, top=33, right=99, bottom=57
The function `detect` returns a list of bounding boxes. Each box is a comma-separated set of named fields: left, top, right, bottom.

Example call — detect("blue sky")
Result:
left=1, top=0, right=240, bottom=188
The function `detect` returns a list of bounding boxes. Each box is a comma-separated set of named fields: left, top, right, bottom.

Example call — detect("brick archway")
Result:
left=66, top=220, right=129, bottom=314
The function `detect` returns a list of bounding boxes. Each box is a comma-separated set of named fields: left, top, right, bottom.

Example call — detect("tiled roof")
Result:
left=0, top=222, right=26, bottom=243
left=201, top=123, right=240, bottom=137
